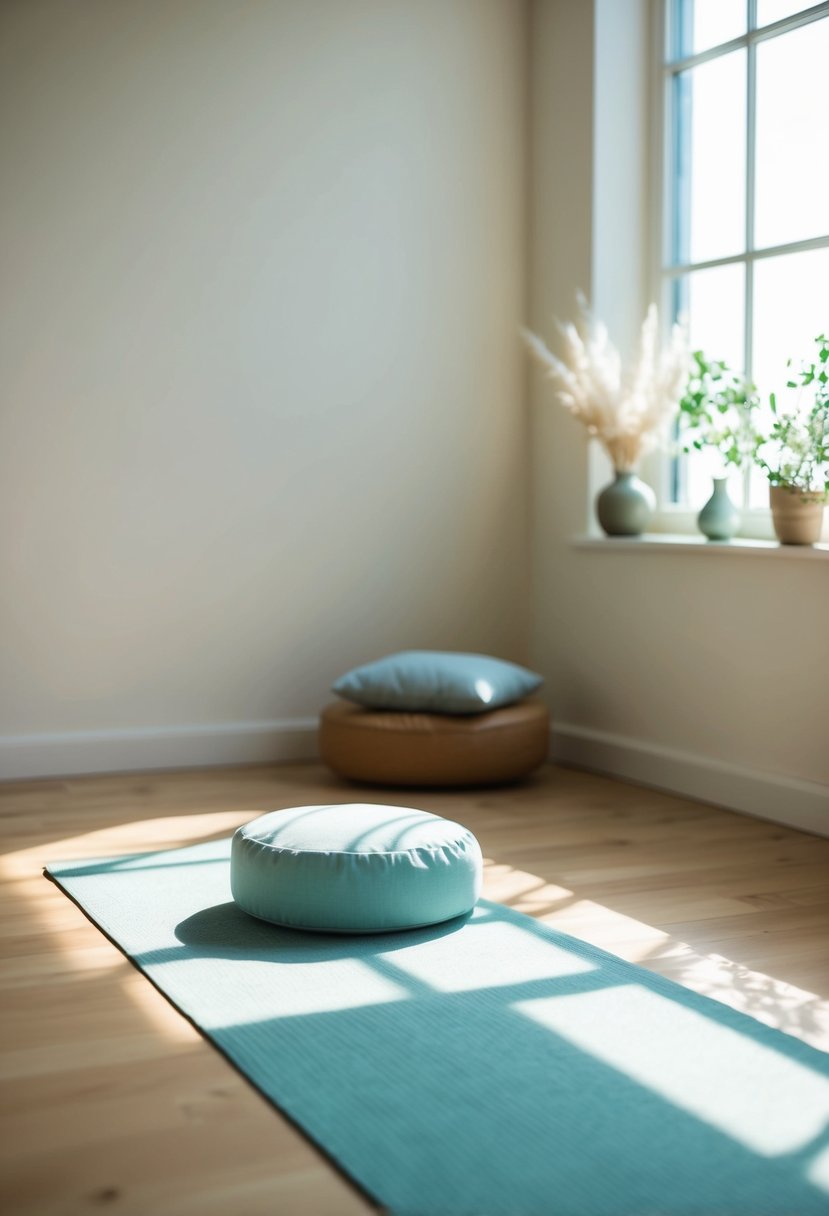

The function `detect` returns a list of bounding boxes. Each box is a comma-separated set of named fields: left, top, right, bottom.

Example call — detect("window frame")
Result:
left=647, top=0, right=829, bottom=540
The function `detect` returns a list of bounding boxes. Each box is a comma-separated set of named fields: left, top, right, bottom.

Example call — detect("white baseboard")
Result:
left=551, top=722, right=829, bottom=839
left=0, top=718, right=320, bottom=781
left=5, top=716, right=826, bottom=840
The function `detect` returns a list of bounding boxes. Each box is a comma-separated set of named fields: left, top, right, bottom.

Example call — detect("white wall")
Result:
left=0, top=0, right=530, bottom=776
left=529, top=0, right=828, bottom=833
left=4, top=0, right=825, bottom=824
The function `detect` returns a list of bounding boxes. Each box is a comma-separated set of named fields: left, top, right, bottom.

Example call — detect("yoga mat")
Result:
left=47, top=838, right=829, bottom=1216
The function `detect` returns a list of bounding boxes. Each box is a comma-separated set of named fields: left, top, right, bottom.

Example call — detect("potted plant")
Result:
left=756, top=335, right=829, bottom=546
left=677, top=352, right=759, bottom=541
left=523, top=297, right=688, bottom=536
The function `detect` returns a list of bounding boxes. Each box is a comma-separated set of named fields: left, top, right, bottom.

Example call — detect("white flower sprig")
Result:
left=524, top=295, right=689, bottom=472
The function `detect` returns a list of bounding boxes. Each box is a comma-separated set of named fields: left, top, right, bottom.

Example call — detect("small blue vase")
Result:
left=697, top=477, right=740, bottom=541
left=596, top=470, right=655, bottom=537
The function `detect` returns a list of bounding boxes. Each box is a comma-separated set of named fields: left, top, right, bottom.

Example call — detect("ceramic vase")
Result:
left=596, top=470, right=655, bottom=537
left=697, top=478, right=740, bottom=542
left=769, top=485, right=826, bottom=545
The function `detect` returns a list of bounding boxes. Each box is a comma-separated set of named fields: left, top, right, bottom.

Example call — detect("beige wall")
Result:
left=529, top=0, right=828, bottom=828
left=4, top=0, right=825, bottom=817
left=0, top=0, right=529, bottom=768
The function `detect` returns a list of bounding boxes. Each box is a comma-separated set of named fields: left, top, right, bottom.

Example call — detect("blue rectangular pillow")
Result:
left=332, top=650, right=543, bottom=715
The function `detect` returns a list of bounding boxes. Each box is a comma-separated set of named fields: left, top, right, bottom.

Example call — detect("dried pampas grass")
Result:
left=524, top=295, right=689, bottom=472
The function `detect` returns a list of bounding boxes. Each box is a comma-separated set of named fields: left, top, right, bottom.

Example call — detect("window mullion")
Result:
left=743, top=0, right=758, bottom=510
left=666, top=0, right=829, bottom=73
left=665, top=232, right=829, bottom=277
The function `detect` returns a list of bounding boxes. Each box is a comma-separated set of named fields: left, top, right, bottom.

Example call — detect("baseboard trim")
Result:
left=551, top=722, right=829, bottom=838
left=5, top=717, right=825, bottom=837
left=0, top=719, right=320, bottom=781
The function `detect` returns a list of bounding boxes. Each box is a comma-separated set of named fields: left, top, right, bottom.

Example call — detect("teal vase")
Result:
left=596, top=470, right=655, bottom=537
left=697, top=477, right=740, bottom=541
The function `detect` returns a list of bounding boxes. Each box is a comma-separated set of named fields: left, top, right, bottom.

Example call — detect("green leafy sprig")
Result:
left=757, top=335, right=829, bottom=496
left=678, top=351, right=759, bottom=471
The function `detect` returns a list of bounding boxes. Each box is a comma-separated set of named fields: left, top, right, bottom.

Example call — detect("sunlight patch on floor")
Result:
left=808, top=1144, right=829, bottom=1192
left=482, top=859, right=829, bottom=1053
left=1, top=811, right=255, bottom=881
left=191, top=956, right=409, bottom=1026
left=482, top=858, right=573, bottom=909
left=644, top=942, right=829, bottom=1050
left=381, top=918, right=596, bottom=993
left=515, top=983, right=829, bottom=1159
left=6, top=831, right=829, bottom=1055
left=0, top=813, right=255, bottom=988
left=539, top=897, right=672, bottom=955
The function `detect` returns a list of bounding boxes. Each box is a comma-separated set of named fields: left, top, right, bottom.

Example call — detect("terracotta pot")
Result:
left=769, top=485, right=826, bottom=545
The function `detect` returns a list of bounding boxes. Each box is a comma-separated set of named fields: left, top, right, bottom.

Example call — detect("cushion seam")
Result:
left=238, top=838, right=478, bottom=859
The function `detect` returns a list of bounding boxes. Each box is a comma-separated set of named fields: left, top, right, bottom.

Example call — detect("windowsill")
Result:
left=572, top=533, right=829, bottom=559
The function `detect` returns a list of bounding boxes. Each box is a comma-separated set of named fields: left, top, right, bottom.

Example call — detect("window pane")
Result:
left=752, top=249, right=829, bottom=396
left=671, top=264, right=745, bottom=505
left=748, top=247, right=829, bottom=504
left=754, top=19, right=829, bottom=249
left=684, top=451, right=745, bottom=508
left=674, top=262, right=745, bottom=368
left=672, top=52, right=746, bottom=265
left=757, top=1, right=814, bottom=26
left=672, top=0, right=746, bottom=58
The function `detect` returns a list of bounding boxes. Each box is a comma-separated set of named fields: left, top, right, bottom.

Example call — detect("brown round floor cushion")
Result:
left=319, top=699, right=549, bottom=787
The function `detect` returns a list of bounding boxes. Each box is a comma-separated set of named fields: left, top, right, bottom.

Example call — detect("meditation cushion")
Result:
left=332, top=649, right=543, bottom=714
left=231, top=802, right=482, bottom=933
left=319, top=699, right=550, bottom=787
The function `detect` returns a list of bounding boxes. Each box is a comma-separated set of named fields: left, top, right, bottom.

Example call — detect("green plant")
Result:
left=677, top=351, right=759, bottom=471
left=756, top=335, right=829, bottom=496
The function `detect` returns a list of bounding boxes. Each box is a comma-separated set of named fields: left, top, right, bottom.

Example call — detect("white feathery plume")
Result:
left=523, top=296, right=689, bottom=472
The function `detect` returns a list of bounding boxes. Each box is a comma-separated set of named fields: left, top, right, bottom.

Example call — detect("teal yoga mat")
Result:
left=47, top=838, right=829, bottom=1216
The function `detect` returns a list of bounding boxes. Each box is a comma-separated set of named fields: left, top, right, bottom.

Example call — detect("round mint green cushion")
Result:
left=230, top=803, right=483, bottom=934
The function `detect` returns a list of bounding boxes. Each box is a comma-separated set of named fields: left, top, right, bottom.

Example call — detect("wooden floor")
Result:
left=1, top=762, right=828, bottom=1215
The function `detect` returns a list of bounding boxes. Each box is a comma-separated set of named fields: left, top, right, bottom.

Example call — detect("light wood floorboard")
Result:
left=1, top=762, right=828, bottom=1214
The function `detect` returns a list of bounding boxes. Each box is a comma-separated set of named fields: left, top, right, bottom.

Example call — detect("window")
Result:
left=656, top=0, right=829, bottom=532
